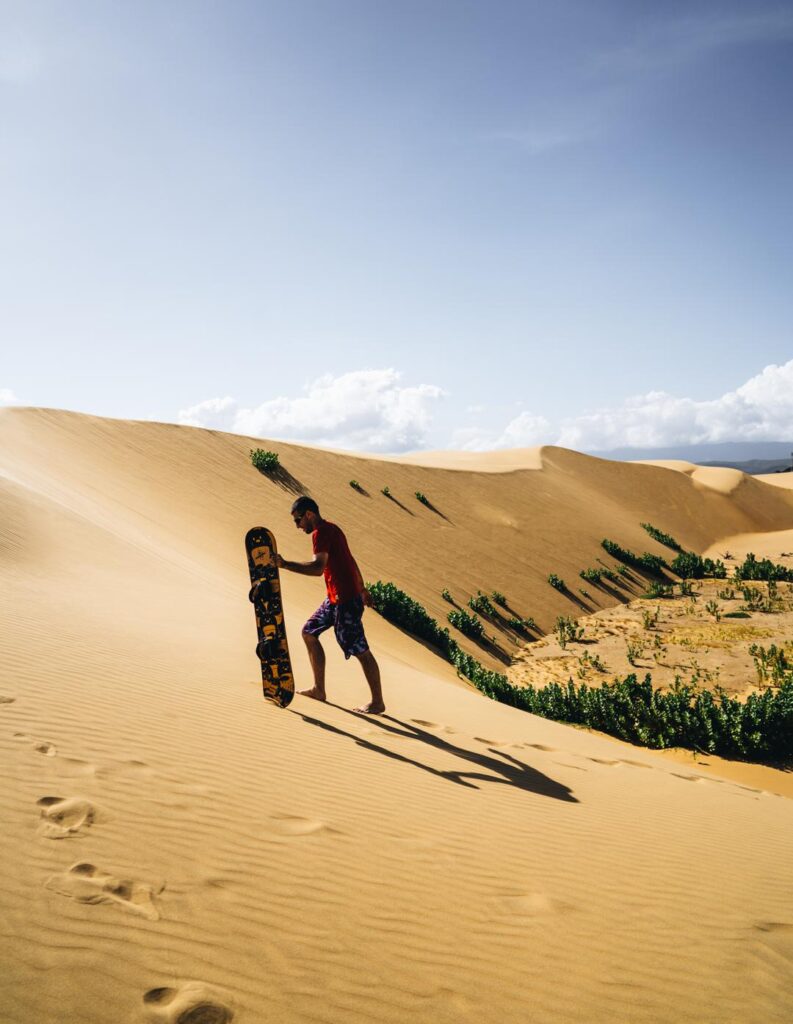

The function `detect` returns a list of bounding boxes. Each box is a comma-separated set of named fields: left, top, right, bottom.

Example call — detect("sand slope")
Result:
left=1, top=407, right=792, bottom=1024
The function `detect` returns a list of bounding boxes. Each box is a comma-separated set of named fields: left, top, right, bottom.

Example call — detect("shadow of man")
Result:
left=293, top=704, right=578, bottom=803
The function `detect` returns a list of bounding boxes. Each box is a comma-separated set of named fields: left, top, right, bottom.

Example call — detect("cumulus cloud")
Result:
left=1, top=388, right=19, bottom=404
left=457, top=359, right=793, bottom=452
left=178, top=369, right=445, bottom=453
left=178, top=396, right=236, bottom=429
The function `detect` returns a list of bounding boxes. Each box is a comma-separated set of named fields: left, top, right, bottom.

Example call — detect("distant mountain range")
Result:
left=588, top=441, right=793, bottom=476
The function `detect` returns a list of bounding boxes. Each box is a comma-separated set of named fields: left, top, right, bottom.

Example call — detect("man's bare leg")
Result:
left=353, top=649, right=385, bottom=714
left=300, top=632, right=327, bottom=701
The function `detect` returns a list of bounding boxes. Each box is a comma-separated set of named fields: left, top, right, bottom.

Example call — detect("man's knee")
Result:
left=302, top=629, right=321, bottom=646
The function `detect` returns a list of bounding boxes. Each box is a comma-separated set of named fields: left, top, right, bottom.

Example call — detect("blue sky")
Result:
left=2, top=1, right=792, bottom=451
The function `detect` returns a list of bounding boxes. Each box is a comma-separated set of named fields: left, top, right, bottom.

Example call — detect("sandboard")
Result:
left=245, top=526, right=295, bottom=708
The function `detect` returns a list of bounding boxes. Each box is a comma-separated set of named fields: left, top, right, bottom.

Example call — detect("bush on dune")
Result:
left=366, top=579, right=792, bottom=765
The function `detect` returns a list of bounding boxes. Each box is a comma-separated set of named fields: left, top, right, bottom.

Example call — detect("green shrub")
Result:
left=670, top=551, right=726, bottom=579
left=639, top=552, right=669, bottom=573
left=577, top=650, right=607, bottom=677
left=749, top=644, right=790, bottom=685
left=367, top=581, right=453, bottom=654
left=507, top=616, right=537, bottom=636
left=626, top=638, right=646, bottom=666
left=468, top=592, right=497, bottom=617
left=739, top=585, right=781, bottom=614
left=367, top=580, right=793, bottom=763
left=555, top=616, right=584, bottom=649
left=645, top=581, right=674, bottom=599
left=580, top=568, right=603, bottom=584
left=415, top=491, right=430, bottom=507
left=705, top=600, right=721, bottom=622
left=491, top=590, right=507, bottom=607
left=602, top=540, right=666, bottom=575
left=381, top=486, right=392, bottom=497
left=602, top=538, right=638, bottom=565
left=350, top=480, right=364, bottom=492
left=448, top=608, right=485, bottom=639
left=441, top=588, right=453, bottom=603
left=734, top=553, right=793, bottom=583
left=250, top=448, right=280, bottom=472
left=548, top=573, right=566, bottom=592
left=641, top=523, right=683, bottom=551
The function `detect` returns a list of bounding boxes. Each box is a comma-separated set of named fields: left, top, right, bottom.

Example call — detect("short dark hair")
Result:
left=291, top=496, right=319, bottom=517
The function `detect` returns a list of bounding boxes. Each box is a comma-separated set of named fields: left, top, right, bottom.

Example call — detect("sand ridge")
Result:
left=1, top=407, right=792, bottom=1024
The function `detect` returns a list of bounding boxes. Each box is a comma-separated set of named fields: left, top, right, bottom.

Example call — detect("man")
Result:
left=275, top=496, right=385, bottom=714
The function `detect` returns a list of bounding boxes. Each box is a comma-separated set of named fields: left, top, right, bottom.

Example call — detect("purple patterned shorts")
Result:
left=303, top=596, right=369, bottom=659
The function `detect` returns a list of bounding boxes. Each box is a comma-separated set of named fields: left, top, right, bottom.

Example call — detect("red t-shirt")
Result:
left=312, top=521, right=363, bottom=604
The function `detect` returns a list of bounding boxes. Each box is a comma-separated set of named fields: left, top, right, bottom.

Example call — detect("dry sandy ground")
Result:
left=1, top=408, right=792, bottom=1024
left=510, top=577, right=793, bottom=699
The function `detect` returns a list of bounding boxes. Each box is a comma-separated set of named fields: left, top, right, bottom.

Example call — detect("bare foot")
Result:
left=298, top=687, right=327, bottom=702
left=354, top=702, right=386, bottom=714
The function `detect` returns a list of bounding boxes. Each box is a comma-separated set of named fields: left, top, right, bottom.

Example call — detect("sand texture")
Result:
left=1, top=407, right=792, bottom=1024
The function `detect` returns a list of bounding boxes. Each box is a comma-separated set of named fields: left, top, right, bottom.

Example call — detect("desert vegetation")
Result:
left=366, top=579, right=793, bottom=764
left=249, top=448, right=280, bottom=472
left=640, top=523, right=683, bottom=551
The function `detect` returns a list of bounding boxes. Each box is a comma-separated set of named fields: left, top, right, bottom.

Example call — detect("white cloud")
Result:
left=177, top=360, right=793, bottom=455
left=452, top=411, right=554, bottom=452
left=178, top=370, right=446, bottom=453
left=455, top=359, right=793, bottom=453
left=1, top=389, right=19, bottom=404
left=559, top=360, right=793, bottom=451
left=178, top=395, right=236, bottom=429
left=597, top=10, right=793, bottom=75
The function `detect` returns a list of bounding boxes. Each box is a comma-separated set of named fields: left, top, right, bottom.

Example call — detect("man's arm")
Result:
left=276, top=552, right=328, bottom=576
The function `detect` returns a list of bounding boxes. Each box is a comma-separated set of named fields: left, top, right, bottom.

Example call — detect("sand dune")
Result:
left=1, top=407, right=792, bottom=1024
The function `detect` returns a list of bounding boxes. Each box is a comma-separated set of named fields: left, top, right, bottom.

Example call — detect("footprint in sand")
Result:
left=142, top=983, right=234, bottom=1023
left=36, top=796, right=105, bottom=839
left=97, top=759, right=155, bottom=780
left=755, top=921, right=793, bottom=934
left=496, top=891, right=576, bottom=917
left=45, top=862, right=163, bottom=920
left=410, top=719, right=438, bottom=729
left=55, top=757, right=96, bottom=777
left=34, top=741, right=58, bottom=757
left=586, top=756, right=651, bottom=768
left=753, top=921, right=793, bottom=960
left=0, top=695, right=16, bottom=704
left=526, top=743, right=558, bottom=752
left=269, top=814, right=340, bottom=837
